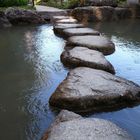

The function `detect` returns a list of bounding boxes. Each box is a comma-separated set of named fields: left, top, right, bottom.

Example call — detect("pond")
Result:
left=0, top=19, right=140, bottom=140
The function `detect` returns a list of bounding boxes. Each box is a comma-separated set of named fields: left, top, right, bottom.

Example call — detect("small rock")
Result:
left=62, top=27, right=100, bottom=38
left=50, top=67, right=140, bottom=113
left=61, top=47, right=115, bottom=74
left=66, top=35, right=115, bottom=55
left=41, top=110, right=133, bottom=140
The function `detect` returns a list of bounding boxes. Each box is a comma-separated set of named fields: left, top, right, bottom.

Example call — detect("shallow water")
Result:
left=0, top=19, right=140, bottom=140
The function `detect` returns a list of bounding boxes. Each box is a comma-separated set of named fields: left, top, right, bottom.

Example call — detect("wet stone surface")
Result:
left=50, top=67, right=140, bottom=113
left=61, top=47, right=115, bottom=74
left=42, top=110, right=133, bottom=140
left=66, top=35, right=115, bottom=55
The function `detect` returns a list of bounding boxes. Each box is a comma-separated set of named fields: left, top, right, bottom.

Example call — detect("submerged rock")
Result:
left=54, top=23, right=85, bottom=35
left=66, top=35, right=115, bottom=55
left=41, top=110, right=133, bottom=140
left=62, top=27, right=100, bottom=38
left=61, top=47, right=115, bottom=74
left=49, top=67, right=140, bottom=113
left=5, top=7, right=46, bottom=25
left=0, top=11, right=12, bottom=28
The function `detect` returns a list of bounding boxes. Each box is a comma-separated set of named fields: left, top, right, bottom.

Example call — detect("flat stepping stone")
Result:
left=54, top=23, right=85, bottom=35
left=49, top=67, right=140, bottom=113
left=62, top=28, right=100, bottom=38
left=61, top=47, right=115, bottom=74
left=56, top=18, right=78, bottom=24
left=66, top=35, right=115, bottom=55
left=52, top=16, right=72, bottom=22
left=41, top=110, right=133, bottom=140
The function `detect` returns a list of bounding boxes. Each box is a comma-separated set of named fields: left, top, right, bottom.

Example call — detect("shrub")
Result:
left=0, top=0, right=28, bottom=7
left=46, top=0, right=79, bottom=9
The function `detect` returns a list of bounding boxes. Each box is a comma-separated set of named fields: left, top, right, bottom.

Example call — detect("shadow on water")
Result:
left=0, top=19, right=140, bottom=140
left=88, top=19, right=140, bottom=140
left=0, top=25, right=68, bottom=140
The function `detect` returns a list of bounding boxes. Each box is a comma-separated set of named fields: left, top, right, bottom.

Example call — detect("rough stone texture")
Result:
left=56, top=18, right=78, bottom=24
left=54, top=23, right=85, bottom=35
left=61, top=47, right=115, bottom=74
left=87, top=0, right=118, bottom=7
left=115, top=7, right=132, bottom=19
left=71, top=6, right=132, bottom=22
left=5, top=7, right=46, bottom=25
left=0, top=11, right=12, bottom=28
left=41, top=110, right=133, bottom=140
left=49, top=67, right=140, bottom=113
left=66, top=35, right=115, bottom=55
left=62, top=28, right=100, bottom=38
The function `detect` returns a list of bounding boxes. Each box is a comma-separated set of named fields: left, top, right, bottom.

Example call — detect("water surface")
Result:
left=0, top=25, right=67, bottom=140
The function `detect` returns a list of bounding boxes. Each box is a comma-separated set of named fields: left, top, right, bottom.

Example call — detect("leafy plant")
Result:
left=0, top=0, right=28, bottom=7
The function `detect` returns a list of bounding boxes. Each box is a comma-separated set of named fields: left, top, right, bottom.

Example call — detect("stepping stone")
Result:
left=61, top=47, right=115, bottom=74
left=41, top=110, right=133, bottom=140
left=49, top=67, right=140, bottom=113
left=54, top=23, right=85, bottom=35
left=62, top=28, right=100, bottom=38
left=52, top=16, right=72, bottom=22
left=56, top=18, right=78, bottom=24
left=66, top=35, right=115, bottom=55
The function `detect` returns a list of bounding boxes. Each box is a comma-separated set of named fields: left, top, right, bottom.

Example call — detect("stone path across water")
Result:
left=41, top=14, right=140, bottom=140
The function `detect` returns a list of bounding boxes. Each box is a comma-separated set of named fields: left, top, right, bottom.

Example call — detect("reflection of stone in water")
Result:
left=24, top=31, right=35, bottom=53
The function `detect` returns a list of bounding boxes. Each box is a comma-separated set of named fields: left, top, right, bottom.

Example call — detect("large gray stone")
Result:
left=54, top=23, right=85, bottom=35
left=62, top=28, right=100, bottom=37
left=5, top=7, right=46, bottom=25
left=66, top=35, right=115, bottom=55
left=41, top=110, right=133, bottom=140
left=61, top=47, right=115, bottom=74
left=0, top=11, right=12, bottom=28
left=49, top=67, right=140, bottom=113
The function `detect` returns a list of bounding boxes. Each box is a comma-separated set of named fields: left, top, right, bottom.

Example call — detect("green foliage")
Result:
left=0, top=0, right=28, bottom=7
left=46, top=0, right=79, bottom=9
left=117, top=0, right=126, bottom=4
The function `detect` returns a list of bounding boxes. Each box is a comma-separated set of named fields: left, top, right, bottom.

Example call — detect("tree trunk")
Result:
left=32, top=0, right=35, bottom=6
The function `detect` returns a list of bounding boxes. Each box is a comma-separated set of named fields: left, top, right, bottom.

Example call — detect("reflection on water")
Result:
left=89, top=19, right=140, bottom=140
left=0, top=25, right=67, bottom=140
